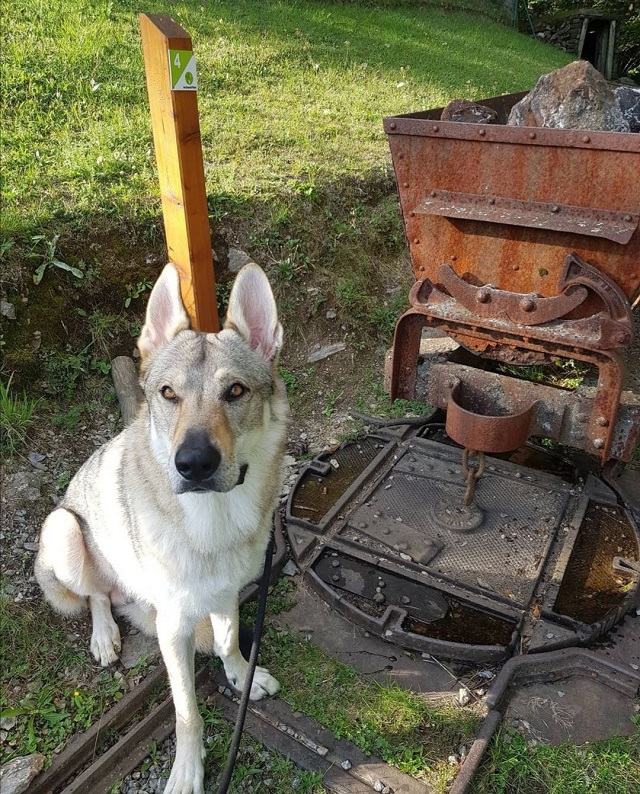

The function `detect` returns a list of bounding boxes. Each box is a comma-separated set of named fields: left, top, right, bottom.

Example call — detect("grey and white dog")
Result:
left=35, top=262, right=290, bottom=794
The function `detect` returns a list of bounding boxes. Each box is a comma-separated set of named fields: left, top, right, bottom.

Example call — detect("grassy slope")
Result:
left=2, top=0, right=572, bottom=239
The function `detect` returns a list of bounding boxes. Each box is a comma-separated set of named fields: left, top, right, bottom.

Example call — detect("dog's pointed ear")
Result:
left=138, top=264, right=190, bottom=368
left=225, top=263, right=282, bottom=360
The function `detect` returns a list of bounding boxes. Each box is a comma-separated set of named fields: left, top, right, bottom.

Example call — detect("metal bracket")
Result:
left=438, top=263, right=588, bottom=325
left=414, top=189, right=639, bottom=244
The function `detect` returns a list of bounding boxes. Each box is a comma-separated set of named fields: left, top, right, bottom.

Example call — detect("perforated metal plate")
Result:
left=282, top=431, right=640, bottom=661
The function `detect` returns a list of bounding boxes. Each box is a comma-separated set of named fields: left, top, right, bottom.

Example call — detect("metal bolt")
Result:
left=596, top=416, right=609, bottom=427
left=419, top=266, right=425, bottom=272
left=624, top=214, right=632, bottom=222
left=512, top=264, right=519, bottom=271
left=332, top=574, right=340, bottom=582
left=551, top=205, right=560, bottom=213
left=477, top=289, right=490, bottom=303
left=529, top=132, right=536, bottom=139
left=583, top=135, right=590, bottom=143
left=409, top=211, right=415, bottom=217
left=447, top=380, right=456, bottom=389
left=432, top=125, right=439, bottom=132
left=521, top=298, right=536, bottom=312
left=478, top=128, right=486, bottom=136
left=451, top=254, right=457, bottom=261
left=403, top=182, right=409, bottom=188
left=488, top=198, right=495, bottom=205
left=413, top=238, right=419, bottom=244
left=593, top=438, right=605, bottom=449
left=430, top=190, right=437, bottom=197
left=389, top=122, right=396, bottom=130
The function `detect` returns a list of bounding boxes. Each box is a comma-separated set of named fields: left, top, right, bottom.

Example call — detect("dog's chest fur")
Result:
left=64, top=414, right=284, bottom=620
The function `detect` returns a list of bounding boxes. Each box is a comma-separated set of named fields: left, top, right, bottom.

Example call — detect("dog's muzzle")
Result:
left=174, top=431, right=248, bottom=493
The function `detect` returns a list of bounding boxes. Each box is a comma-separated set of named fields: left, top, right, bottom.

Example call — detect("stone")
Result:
left=507, top=61, right=630, bottom=132
left=119, top=631, right=160, bottom=669
left=441, top=99, right=498, bottom=124
left=4, top=470, right=42, bottom=503
left=227, top=248, right=253, bottom=273
left=614, top=85, right=640, bottom=133
left=0, top=754, right=45, bottom=794
left=282, top=559, right=299, bottom=577
left=307, top=343, right=346, bottom=363
left=0, top=300, right=16, bottom=320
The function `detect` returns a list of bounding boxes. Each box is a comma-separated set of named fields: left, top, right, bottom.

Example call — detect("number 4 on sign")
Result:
left=168, top=48, right=198, bottom=91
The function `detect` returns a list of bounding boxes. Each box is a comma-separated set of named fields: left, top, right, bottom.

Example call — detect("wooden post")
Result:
left=139, top=13, right=219, bottom=332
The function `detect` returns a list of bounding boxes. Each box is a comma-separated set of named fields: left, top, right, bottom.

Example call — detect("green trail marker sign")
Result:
left=169, top=49, right=197, bottom=91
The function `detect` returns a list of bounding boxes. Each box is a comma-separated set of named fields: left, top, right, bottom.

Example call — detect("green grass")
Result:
left=1, top=0, right=571, bottom=240
left=0, top=596, right=130, bottom=765
left=471, top=727, right=640, bottom=794
left=0, top=374, right=41, bottom=458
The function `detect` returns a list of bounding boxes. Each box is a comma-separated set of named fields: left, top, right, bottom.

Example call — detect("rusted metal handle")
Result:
left=461, top=449, right=485, bottom=507
left=414, top=189, right=639, bottom=244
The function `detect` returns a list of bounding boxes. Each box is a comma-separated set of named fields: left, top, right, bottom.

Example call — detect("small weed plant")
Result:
left=0, top=374, right=41, bottom=458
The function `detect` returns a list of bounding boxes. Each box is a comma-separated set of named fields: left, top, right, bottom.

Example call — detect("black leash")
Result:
left=217, top=530, right=275, bottom=794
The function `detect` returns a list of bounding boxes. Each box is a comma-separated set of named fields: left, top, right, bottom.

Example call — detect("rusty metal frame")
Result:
left=390, top=305, right=629, bottom=462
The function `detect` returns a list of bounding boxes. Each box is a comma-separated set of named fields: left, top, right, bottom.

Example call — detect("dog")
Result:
left=35, top=262, right=290, bottom=794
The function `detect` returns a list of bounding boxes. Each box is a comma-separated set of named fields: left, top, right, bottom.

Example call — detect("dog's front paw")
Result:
left=249, top=666, right=280, bottom=700
left=163, top=746, right=205, bottom=794
left=90, top=619, right=121, bottom=667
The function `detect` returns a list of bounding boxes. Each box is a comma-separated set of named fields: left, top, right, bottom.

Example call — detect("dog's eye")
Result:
left=226, top=383, right=246, bottom=400
left=161, top=385, right=177, bottom=401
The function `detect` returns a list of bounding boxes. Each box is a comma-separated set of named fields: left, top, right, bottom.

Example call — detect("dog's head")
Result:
left=137, top=263, right=286, bottom=495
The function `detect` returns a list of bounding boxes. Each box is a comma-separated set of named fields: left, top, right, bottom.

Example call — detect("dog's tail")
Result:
left=34, top=509, right=88, bottom=617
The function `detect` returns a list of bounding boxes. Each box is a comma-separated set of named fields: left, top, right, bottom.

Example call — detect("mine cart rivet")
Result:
left=477, top=289, right=490, bottom=303
left=512, top=264, right=519, bottom=271
left=521, top=298, right=536, bottom=312
left=616, top=332, right=626, bottom=344
left=488, top=198, right=495, bottom=205
left=419, top=266, right=425, bottom=272
left=624, top=214, right=632, bottom=222
left=596, top=416, right=609, bottom=427
left=529, top=132, right=536, bottom=139
left=451, top=254, right=457, bottom=261
left=403, top=182, right=409, bottom=188
left=478, top=129, right=486, bottom=136
left=359, top=522, right=368, bottom=529
left=551, top=205, right=560, bottom=213
left=432, top=125, right=439, bottom=132
left=593, top=438, right=605, bottom=449
left=583, top=135, right=590, bottom=143
left=430, top=190, right=437, bottom=197
left=389, top=122, right=396, bottom=130
left=413, top=238, right=420, bottom=244
left=410, top=211, right=415, bottom=217
left=332, top=574, right=340, bottom=582
left=401, top=596, right=411, bottom=605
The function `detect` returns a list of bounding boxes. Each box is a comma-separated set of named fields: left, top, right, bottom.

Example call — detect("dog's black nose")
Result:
left=175, top=433, right=221, bottom=482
